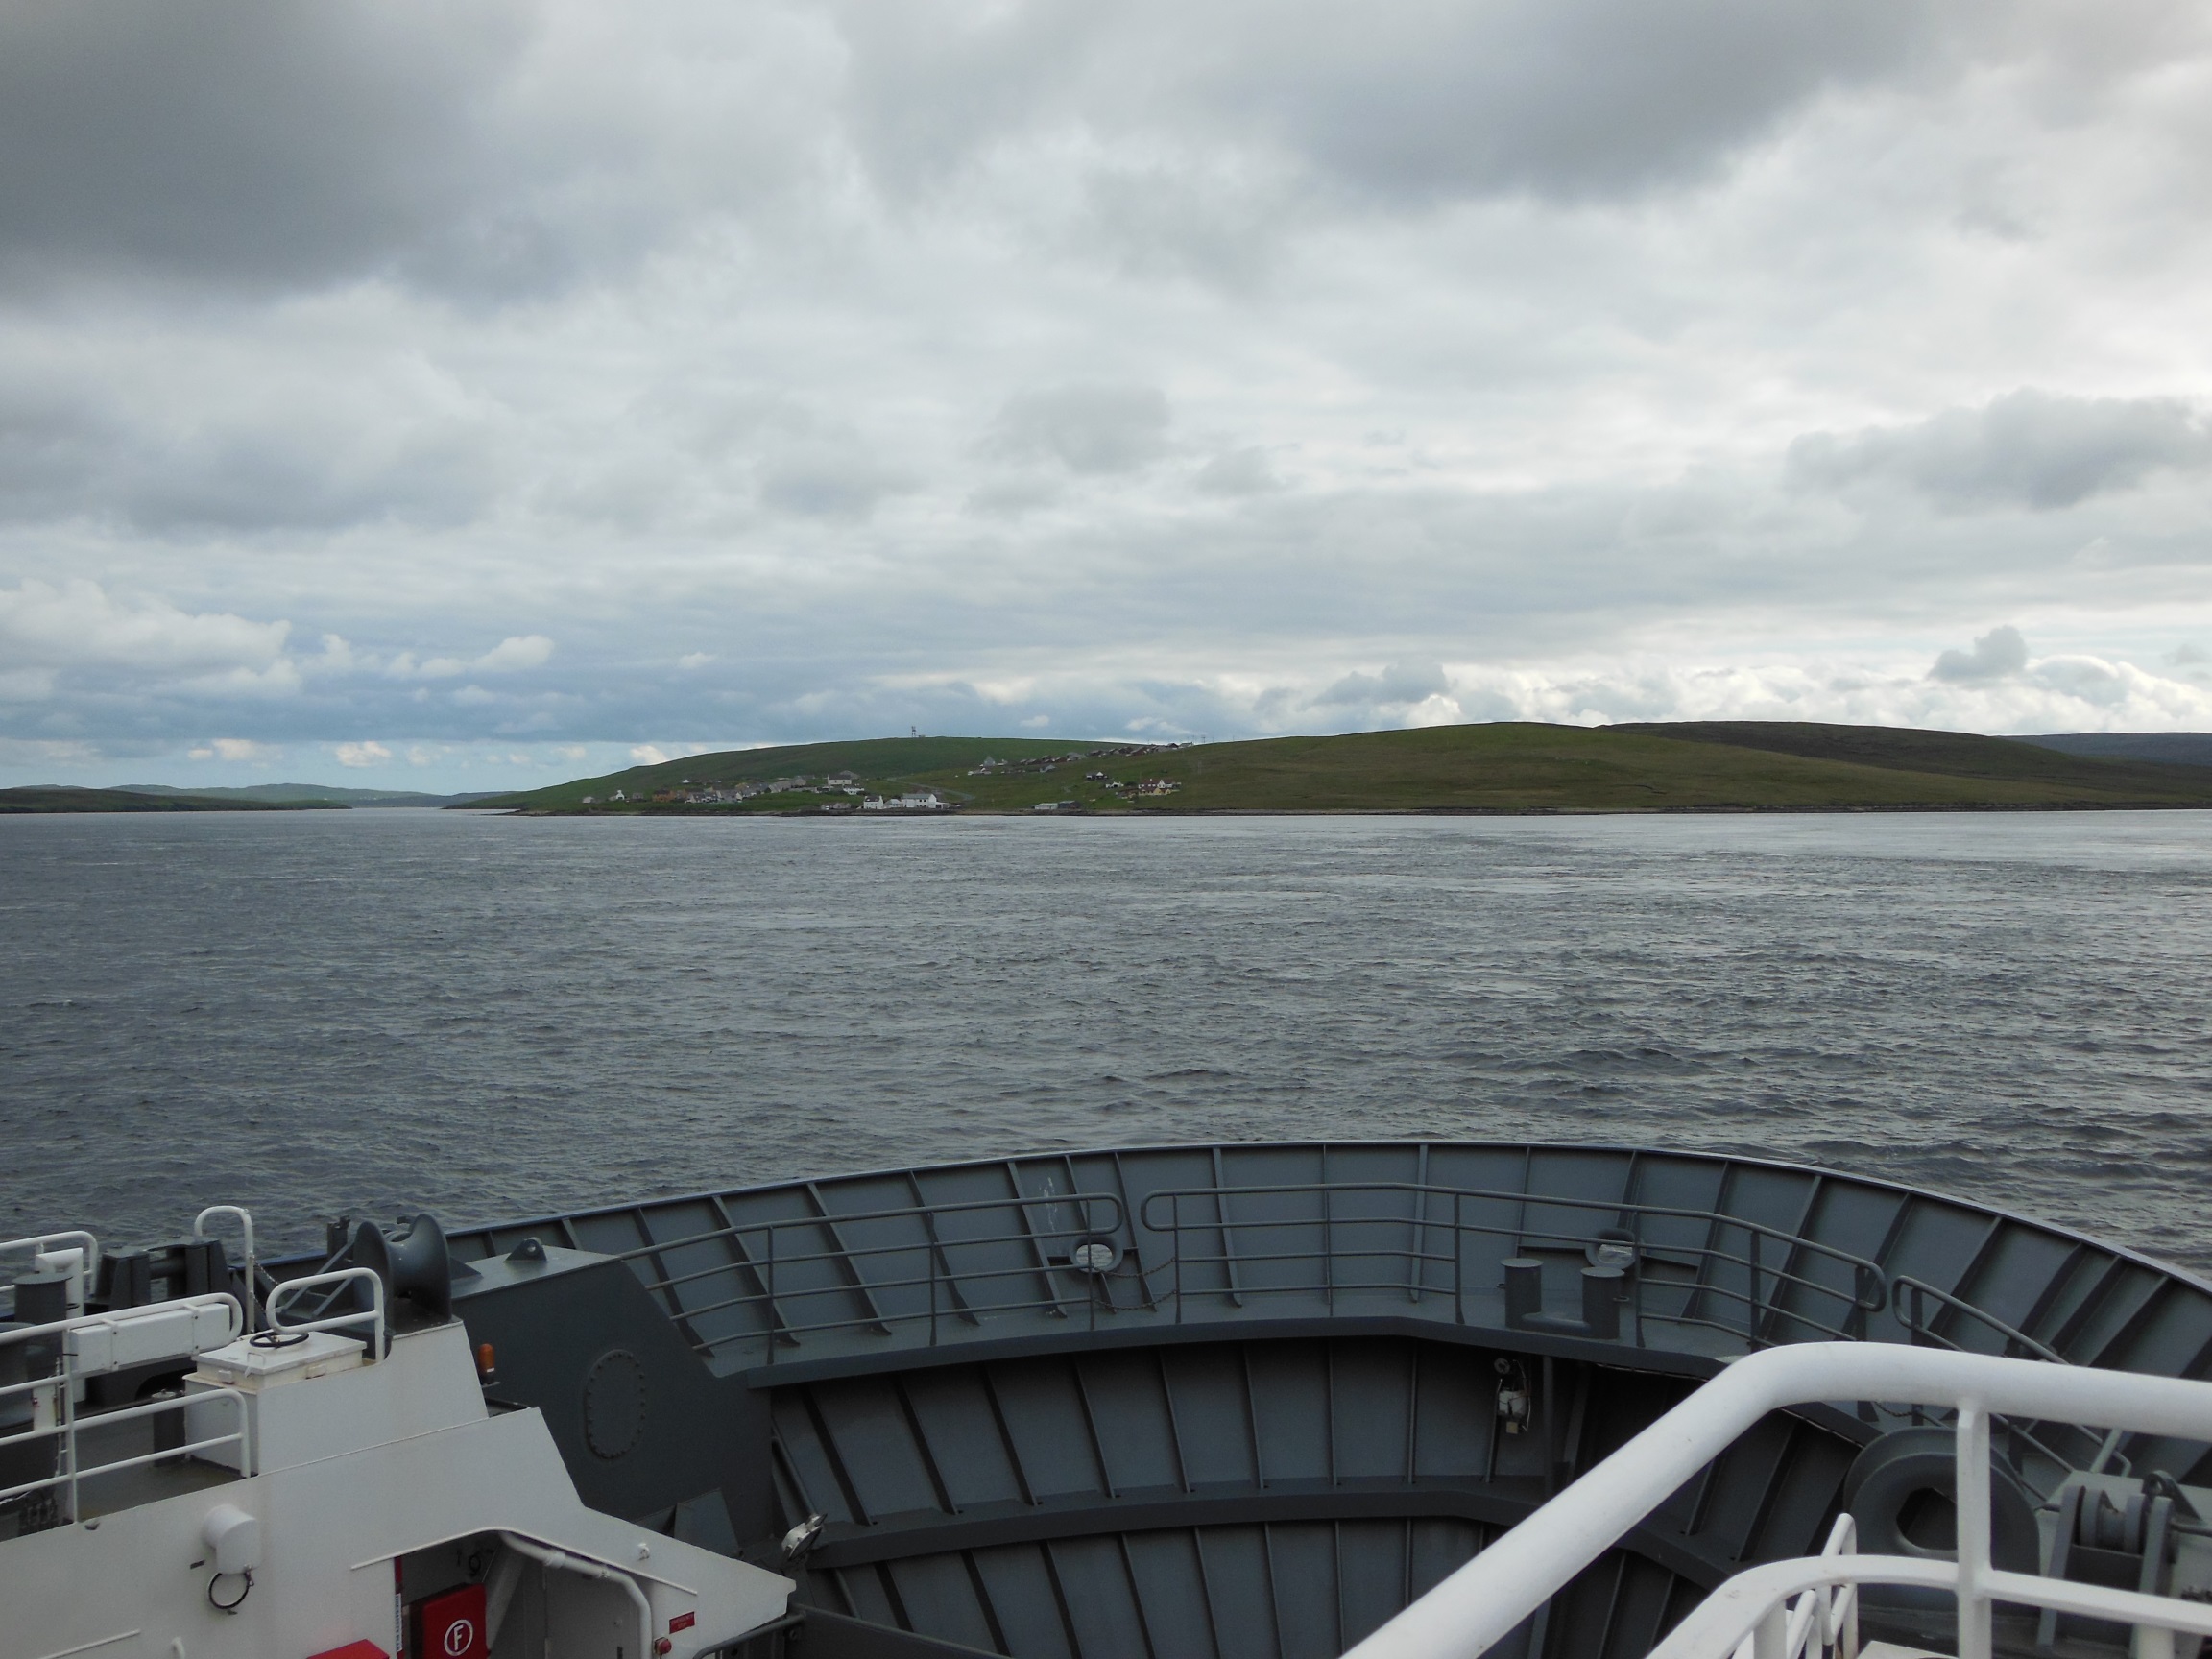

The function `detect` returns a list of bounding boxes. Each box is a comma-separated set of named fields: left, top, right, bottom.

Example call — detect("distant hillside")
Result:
left=2016, top=732, right=2212, bottom=768
left=120, top=782, right=499, bottom=807
left=0, top=787, right=343, bottom=814
left=480, top=721, right=2212, bottom=816
left=469, top=735, right=1119, bottom=811
left=1608, top=720, right=2212, bottom=798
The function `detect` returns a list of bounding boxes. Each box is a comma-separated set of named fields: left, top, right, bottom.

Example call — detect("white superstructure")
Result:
left=3, top=1221, right=791, bottom=1659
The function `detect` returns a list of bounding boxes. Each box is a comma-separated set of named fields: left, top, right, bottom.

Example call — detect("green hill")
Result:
left=1611, top=721, right=2212, bottom=797
left=469, top=735, right=1104, bottom=812
left=474, top=722, right=2212, bottom=815
left=118, top=782, right=496, bottom=807
left=0, top=787, right=344, bottom=814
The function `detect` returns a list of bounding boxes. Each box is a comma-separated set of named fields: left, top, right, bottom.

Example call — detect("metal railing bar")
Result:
left=0, top=1385, right=250, bottom=1511
left=1006, top=1160, right=1072, bottom=1322
left=1136, top=1182, right=1887, bottom=1300
left=705, top=1192, right=791, bottom=1344
left=906, top=1170, right=981, bottom=1330
left=1893, top=1274, right=2069, bottom=1364
left=1345, top=1343, right=2212, bottom=1659
left=1212, top=1146, right=1244, bottom=1309
left=613, top=1193, right=1124, bottom=1286
left=802, top=1183, right=892, bottom=1336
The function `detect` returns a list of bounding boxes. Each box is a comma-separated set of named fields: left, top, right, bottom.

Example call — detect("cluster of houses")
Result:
left=579, top=772, right=954, bottom=812
left=969, top=743, right=1182, bottom=778
left=573, top=746, right=1198, bottom=813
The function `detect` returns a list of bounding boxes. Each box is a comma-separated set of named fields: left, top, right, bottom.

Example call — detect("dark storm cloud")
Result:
left=1787, top=390, right=2212, bottom=512
left=1186, top=0, right=1945, bottom=203
left=835, top=0, right=1944, bottom=206
left=0, top=0, right=833, bottom=302
left=0, top=1, right=534, bottom=292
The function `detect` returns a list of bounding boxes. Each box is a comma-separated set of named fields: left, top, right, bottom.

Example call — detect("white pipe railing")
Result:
left=264, top=1266, right=385, bottom=1360
left=193, top=1206, right=257, bottom=1332
left=1343, top=1342, right=2212, bottom=1659
left=0, top=1293, right=248, bottom=1521
left=499, top=1532, right=654, bottom=1658
left=0, top=1229, right=101, bottom=1275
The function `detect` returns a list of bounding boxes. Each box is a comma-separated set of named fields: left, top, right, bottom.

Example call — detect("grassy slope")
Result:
left=1612, top=720, right=2212, bottom=796
left=940, top=724, right=2212, bottom=813
left=2018, top=732, right=2212, bottom=769
left=483, top=723, right=2212, bottom=815
left=0, top=787, right=339, bottom=814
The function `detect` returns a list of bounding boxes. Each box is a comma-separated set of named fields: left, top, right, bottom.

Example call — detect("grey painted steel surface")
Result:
left=428, top=1142, right=2212, bottom=1659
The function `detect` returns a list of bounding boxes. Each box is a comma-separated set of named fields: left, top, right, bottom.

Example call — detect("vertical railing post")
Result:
left=765, top=1226, right=777, bottom=1367
left=1173, top=1197, right=1185, bottom=1326
left=1748, top=1231, right=1763, bottom=1349
left=1956, top=1400, right=1993, bottom=1659
left=1323, top=1185, right=1334, bottom=1312
left=1630, top=1216, right=1645, bottom=1348
left=61, top=1358, right=79, bottom=1525
left=1454, top=1194, right=1464, bottom=1326
left=929, top=1234, right=939, bottom=1348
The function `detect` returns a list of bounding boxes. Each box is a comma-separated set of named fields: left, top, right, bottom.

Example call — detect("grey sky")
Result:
left=1, top=0, right=2208, bottom=788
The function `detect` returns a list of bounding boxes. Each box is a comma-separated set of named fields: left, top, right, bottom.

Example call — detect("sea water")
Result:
left=5, top=809, right=2210, bottom=1266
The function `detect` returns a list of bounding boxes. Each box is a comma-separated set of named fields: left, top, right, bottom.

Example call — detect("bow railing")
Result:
left=1342, top=1343, right=2212, bottom=1659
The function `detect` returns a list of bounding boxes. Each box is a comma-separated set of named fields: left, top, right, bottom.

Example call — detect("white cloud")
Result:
left=0, top=578, right=288, bottom=675
left=1931, top=625, right=2030, bottom=684
left=471, top=634, right=555, bottom=672
left=186, top=737, right=283, bottom=762
left=630, top=743, right=671, bottom=764
left=392, top=635, right=555, bottom=679
left=333, top=740, right=395, bottom=767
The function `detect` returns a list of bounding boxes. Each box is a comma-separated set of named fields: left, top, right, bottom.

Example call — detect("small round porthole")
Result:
left=1069, top=1238, right=1121, bottom=1275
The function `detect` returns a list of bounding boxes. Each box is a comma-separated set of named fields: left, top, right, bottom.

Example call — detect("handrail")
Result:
left=1341, top=1343, right=2212, bottom=1659
left=501, top=1532, right=654, bottom=1659
left=1141, top=1180, right=1887, bottom=1302
left=0, top=1386, right=252, bottom=1517
left=1650, top=1551, right=2212, bottom=1659
left=1893, top=1273, right=2067, bottom=1364
left=607, top=1190, right=1126, bottom=1284
left=592, top=1191, right=1125, bottom=1360
left=1139, top=1181, right=1888, bottom=1347
left=266, top=1266, right=385, bottom=1361
left=0, top=1229, right=101, bottom=1276
left=0, top=1294, right=248, bottom=1522
left=194, top=1205, right=258, bottom=1333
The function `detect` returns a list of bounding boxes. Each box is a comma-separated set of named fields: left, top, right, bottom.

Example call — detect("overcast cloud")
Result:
left=2, top=0, right=2209, bottom=788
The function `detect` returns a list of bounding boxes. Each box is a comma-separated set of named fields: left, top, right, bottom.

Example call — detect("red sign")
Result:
left=307, top=1645, right=390, bottom=1659
left=668, top=1611, right=697, bottom=1633
left=414, top=1584, right=488, bottom=1659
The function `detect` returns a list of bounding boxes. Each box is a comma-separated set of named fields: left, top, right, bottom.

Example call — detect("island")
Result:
left=469, top=721, right=2212, bottom=816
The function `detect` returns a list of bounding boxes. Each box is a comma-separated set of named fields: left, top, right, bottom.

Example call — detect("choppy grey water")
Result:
left=5, top=808, right=2212, bottom=1271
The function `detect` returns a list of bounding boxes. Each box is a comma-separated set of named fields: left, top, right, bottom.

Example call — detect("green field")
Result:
left=473, top=722, right=2212, bottom=816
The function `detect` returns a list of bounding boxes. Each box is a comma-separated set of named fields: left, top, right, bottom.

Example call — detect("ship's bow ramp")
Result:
left=443, top=1142, right=2212, bottom=1659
